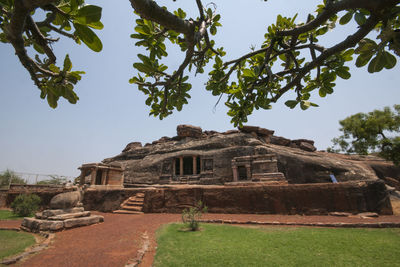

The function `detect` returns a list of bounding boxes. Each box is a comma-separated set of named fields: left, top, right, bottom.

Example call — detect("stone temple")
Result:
left=78, top=124, right=396, bottom=188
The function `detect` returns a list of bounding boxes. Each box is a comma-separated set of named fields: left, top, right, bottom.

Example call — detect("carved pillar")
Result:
left=193, top=156, right=197, bottom=175
left=232, top=166, right=238, bottom=182
left=90, top=168, right=97, bottom=185
left=179, top=156, right=183, bottom=176
left=246, top=164, right=251, bottom=180
left=101, top=169, right=107, bottom=185
left=173, top=158, right=176, bottom=176
left=79, top=170, right=85, bottom=186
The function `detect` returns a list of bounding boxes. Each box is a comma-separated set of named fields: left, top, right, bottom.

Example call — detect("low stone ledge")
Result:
left=63, top=215, right=104, bottom=229
left=199, top=219, right=400, bottom=228
left=40, top=207, right=85, bottom=218
left=47, top=211, right=91, bottom=221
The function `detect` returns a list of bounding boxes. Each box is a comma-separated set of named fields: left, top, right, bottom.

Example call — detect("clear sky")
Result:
left=0, top=0, right=399, bottom=179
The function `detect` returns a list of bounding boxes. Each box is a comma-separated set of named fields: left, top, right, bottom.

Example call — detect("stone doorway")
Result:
left=95, top=170, right=103, bottom=185
left=237, top=166, right=248, bottom=180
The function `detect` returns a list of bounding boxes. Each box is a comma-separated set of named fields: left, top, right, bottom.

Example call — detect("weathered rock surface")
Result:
left=177, top=124, right=202, bottom=138
left=103, top=128, right=397, bottom=185
left=122, top=142, right=142, bottom=152
left=50, top=190, right=84, bottom=209
left=63, top=215, right=103, bottom=228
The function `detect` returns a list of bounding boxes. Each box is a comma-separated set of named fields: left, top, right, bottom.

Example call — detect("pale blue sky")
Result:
left=0, top=0, right=399, bottom=178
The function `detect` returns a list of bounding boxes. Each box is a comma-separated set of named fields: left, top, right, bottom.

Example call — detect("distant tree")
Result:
left=36, top=175, right=67, bottom=185
left=328, top=105, right=400, bottom=164
left=0, top=169, right=26, bottom=188
left=1, top=0, right=399, bottom=125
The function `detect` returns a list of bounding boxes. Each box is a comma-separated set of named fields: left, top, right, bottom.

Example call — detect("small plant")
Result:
left=181, top=200, right=208, bottom=231
left=10, top=194, right=41, bottom=217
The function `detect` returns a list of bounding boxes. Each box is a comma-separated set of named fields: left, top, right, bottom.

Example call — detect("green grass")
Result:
left=0, top=210, right=25, bottom=220
left=0, top=230, right=35, bottom=260
left=154, top=224, right=400, bottom=267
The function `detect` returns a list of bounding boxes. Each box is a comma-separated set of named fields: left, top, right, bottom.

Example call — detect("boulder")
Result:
left=122, top=142, right=142, bottom=152
left=50, top=190, right=84, bottom=209
left=298, top=141, right=317, bottom=152
left=270, top=136, right=291, bottom=146
left=257, top=127, right=275, bottom=136
left=238, top=125, right=259, bottom=134
left=177, top=124, right=202, bottom=138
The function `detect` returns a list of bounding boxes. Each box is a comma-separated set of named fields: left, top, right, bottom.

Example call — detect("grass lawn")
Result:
left=154, top=224, right=400, bottom=267
left=0, top=230, right=35, bottom=260
left=0, top=210, right=25, bottom=220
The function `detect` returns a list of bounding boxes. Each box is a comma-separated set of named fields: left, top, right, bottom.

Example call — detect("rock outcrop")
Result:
left=102, top=124, right=399, bottom=186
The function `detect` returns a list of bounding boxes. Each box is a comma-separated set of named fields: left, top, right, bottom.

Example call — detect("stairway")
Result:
left=113, top=193, right=145, bottom=214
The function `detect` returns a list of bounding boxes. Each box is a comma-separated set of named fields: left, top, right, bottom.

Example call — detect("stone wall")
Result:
left=83, top=181, right=392, bottom=215
left=2, top=186, right=74, bottom=209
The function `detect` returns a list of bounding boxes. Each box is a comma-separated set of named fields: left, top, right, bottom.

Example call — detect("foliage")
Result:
left=154, top=223, right=400, bottom=267
left=10, top=194, right=41, bottom=217
left=1, top=1, right=400, bottom=125
left=0, top=0, right=103, bottom=108
left=0, top=230, right=35, bottom=260
left=328, top=105, right=400, bottom=164
left=0, top=210, right=25, bottom=220
left=0, top=170, right=26, bottom=188
left=181, top=200, right=207, bottom=231
left=37, top=175, right=68, bottom=185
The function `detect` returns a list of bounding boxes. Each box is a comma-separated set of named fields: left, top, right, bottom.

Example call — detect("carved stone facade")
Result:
left=79, top=163, right=124, bottom=188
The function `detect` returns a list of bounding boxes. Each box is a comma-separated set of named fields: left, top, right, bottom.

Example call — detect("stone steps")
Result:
left=113, top=193, right=145, bottom=214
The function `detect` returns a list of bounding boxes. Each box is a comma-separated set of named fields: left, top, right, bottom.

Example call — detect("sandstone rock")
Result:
left=257, top=127, right=274, bottom=136
left=50, top=190, right=84, bottom=209
left=329, top=212, right=351, bottom=217
left=292, top=139, right=315, bottom=146
left=383, top=177, right=400, bottom=191
left=47, top=211, right=91, bottom=221
left=63, top=215, right=104, bottom=228
left=270, top=136, right=291, bottom=146
left=122, top=142, right=142, bottom=152
left=238, top=125, right=259, bottom=133
left=21, top=218, right=64, bottom=232
left=177, top=124, right=202, bottom=138
left=358, top=212, right=379, bottom=218
left=298, top=141, right=317, bottom=152
left=42, top=207, right=84, bottom=218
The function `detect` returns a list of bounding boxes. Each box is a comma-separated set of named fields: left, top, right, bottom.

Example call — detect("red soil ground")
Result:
left=1, top=213, right=400, bottom=267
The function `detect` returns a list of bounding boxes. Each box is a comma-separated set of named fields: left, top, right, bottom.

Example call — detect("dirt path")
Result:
left=1, top=213, right=400, bottom=267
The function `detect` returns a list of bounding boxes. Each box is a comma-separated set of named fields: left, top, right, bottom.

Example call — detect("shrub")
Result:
left=0, top=170, right=26, bottom=188
left=11, top=194, right=41, bottom=217
left=181, top=201, right=207, bottom=231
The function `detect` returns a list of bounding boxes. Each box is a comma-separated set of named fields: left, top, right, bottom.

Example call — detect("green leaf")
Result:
left=74, top=23, right=103, bottom=52
left=63, top=54, right=72, bottom=72
left=47, top=92, right=58, bottom=108
left=354, top=12, right=366, bottom=26
left=339, top=11, right=353, bottom=25
left=242, top=69, right=256, bottom=78
left=382, top=51, right=397, bottom=69
left=49, top=64, right=60, bottom=73
left=133, top=62, right=153, bottom=74
left=355, top=52, right=374, bottom=67
left=368, top=53, right=385, bottom=73
left=76, top=5, right=102, bottom=24
left=285, top=100, right=298, bottom=109
left=336, top=67, right=351, bottom=80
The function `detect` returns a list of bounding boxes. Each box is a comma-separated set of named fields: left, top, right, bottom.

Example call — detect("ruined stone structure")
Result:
left=78, top=163, right=123, bottom=188
left=21, top=188, right=104, bottom=232
left=71, top=124, right=399, bottom=215
left=80, top=124, right=398, bottom=187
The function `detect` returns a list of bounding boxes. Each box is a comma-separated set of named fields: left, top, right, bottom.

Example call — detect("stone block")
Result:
left=238, top=125, right=259, bottom=133
left=63, top=215, right=104, bottom=229
left=42, top=207, right=84, bottom=218
left=298, top=141, right=317, bottom=152
left=122, top=142, right=142, bottom=152
left=270, top=136, right=291, bottom=146
left=177, top=124, right=202, bottom=138
left=47, top=211, right=91, bottom=221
